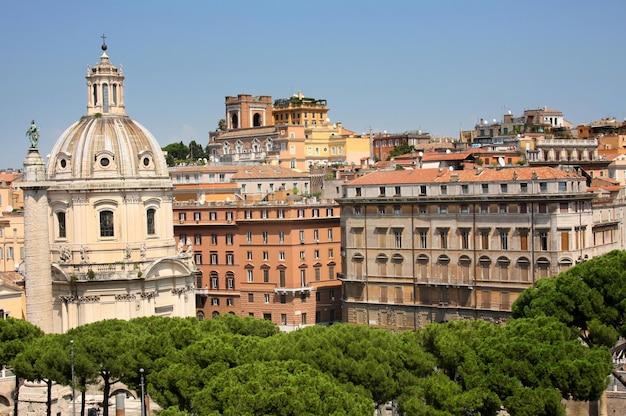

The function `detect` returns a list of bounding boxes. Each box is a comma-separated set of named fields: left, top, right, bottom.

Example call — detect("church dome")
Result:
left=47, top=115, right=169, bottom=180
left=46, top=43, right=169, bottom=181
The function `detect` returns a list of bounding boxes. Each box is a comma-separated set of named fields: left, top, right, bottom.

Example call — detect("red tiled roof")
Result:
left=346, top=166, right=577, bottom=186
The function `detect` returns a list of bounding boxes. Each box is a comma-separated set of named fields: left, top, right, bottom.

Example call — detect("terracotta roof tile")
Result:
left=347, top=166, right=577, bottom=186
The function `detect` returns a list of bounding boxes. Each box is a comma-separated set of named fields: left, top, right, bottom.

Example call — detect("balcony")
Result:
left=274, top=285, right=314, bottom=296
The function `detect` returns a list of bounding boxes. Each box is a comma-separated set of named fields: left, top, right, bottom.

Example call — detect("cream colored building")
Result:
left=338, top=166, right=622, bottom=329
left=21, top=41, right=196, bottom=334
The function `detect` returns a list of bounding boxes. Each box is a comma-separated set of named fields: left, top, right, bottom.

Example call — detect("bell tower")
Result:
left=86, top=34, right=126, bottom=116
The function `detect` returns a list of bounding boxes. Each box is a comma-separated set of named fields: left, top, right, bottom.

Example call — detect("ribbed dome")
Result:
left=47, top=114, right=169, bottom=180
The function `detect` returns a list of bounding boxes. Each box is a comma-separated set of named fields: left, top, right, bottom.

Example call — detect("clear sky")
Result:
left=2, top=0, right=626, bottom=169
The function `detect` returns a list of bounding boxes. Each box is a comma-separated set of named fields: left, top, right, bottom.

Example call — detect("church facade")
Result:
left=21, top=41, right=196, bottom=334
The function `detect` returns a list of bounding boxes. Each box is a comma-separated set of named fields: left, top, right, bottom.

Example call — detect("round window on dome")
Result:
left=60, top=159, right=67, bottom=169
left=143, top=157, right=150, bottom=167
left=100, top=157, right=110, bottom=167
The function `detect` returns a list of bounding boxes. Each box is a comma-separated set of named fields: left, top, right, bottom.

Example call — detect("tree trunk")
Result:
left=13, top=376, right=19, bottom=416
left=46, top=379, right=52, bottom=416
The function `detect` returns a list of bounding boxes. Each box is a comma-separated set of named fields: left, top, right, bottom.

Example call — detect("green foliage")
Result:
left=5, top=311, right=616, bottom=415
left=191, top=360, right=373, bottom=416
left=217, top=119, right=226, bottom=131
left=512, top=250, right=626, bottom=349
left=0, top=318, right=44, bottom=366
left=388, top=143, right=415, bottom=159
left=86, top=269, right=95, bottom=280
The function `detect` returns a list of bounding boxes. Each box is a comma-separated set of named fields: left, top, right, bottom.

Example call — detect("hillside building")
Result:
left=170, top=164, right=342, bottom=329
left=337, top=166, right=623, bottom=330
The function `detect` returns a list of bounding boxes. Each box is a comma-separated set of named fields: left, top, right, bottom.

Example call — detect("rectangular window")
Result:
left=248, top=293, right=254, bottom=302
left=328, top=229, right=333, bottom=241
left=420, top=185, right=427, bottom=195
left=226, top=234, right=233, bottom=245
left=354, top=206, right=362, bottom=216
left=247, top=231, right=252, bottom=243
left=299, top=230, right=305, bottom=243
left=395, top=230, right=402, bottom=248
left=499, top=204, right=508, bottom=214
left=278, top=231, right=284, bottom=243
left=439, top=205, right=448, bottom=214
left=355, top=187, right=362, bottom=196
left=520, top=183, right=528, bottom=193
left=540, top=182, right=548, bottom=192
left=262, top=231, right=268, bottom=244
left=378, top=205, right=386, bottom=215
left=100, top=210, right=114, bottom=237
left=264, top=293, right=270, bottom=303
left=312, top=208, right=319, bottom=217
left=57, top=212, right=66, bottom=238
left=209, top=211, right=217, bottom=220
left=501, top=184, right=508, bottom=193
left=261, top=209, right=268, bottom=219
left=263, top=251, right=269, bottom=260
left=194, top=253, right=202, bottom=265
left=481, top=231, right=489, bottom=249
left=263, top=269, right=269, bottom=283
left=481, top=184, right=489, bottom=194
left=247, top=269, right=253, bottom=282
left=314, top=249, right=319, bottom=259
left=279, top=251, right=285, bottom=261
left=227, top=298, right=234, bottom=306
left=278, top=209, right=285, bottom=218
left=461, top=230, right=470, bottom=249
left=328, top=248, right=334, bottom=258
left=226, top=252, right=234, bottom=265
left=419, top=205, right=427, bottom=214
left=194, top=212, right=201, bottom=221
left=440, top=185, right=447, bottom=195
left=394, top=186, right=401, bottom=196
left=379, top=186, right=386, bottom=196
left=298, top=209, right=305, bottom=218
left=520, top=232, right=528, bottom=251
left=561, top=231, right=570, bottom=251
left=460, top=204, right=469, bottom=214
left=540, top=231, right=549, bottom=250
left=500, top=231, right=508, bottom=250
left=326, top=208, right=334, bottom=216
left=558, top=182, right=567, bottom=192
left=210, top=252, right=218, bottom=265
left=538, top=203, right=547, bottom=213
left=194, top=234, right=202, bottom=245
left=439, top=230, right=448, bottom=249
left=247, top=251, right=252, bottom=261
left=461, top=184, right=469, bottom=194
left=393, top=205, right=401, bottom=216
left=211, top=234, right=218, bottom=245
left=419, top=230, right=428, bottom=249
left=178, top=212, right=186, bottom=222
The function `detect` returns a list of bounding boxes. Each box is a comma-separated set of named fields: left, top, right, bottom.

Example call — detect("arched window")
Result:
left=196, top=311, right=205, bottom=321
left=231, top=113, right=238, bottom=129
left=253, top=113, right=262, bottom=127
left=212, top=311, right=220, bottom=319
left=57, top=212, right=66, bottom=239
left=100, top=210, right=114, bottom=237
left=146, top=208, right=156, bottom=235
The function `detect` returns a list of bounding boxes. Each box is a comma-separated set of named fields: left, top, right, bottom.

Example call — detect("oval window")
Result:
left=60, top=159, right=67, bottom=168
left=143, top=157, right=150, bottom=166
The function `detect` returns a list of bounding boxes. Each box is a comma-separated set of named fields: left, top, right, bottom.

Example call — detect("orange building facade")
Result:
left=172, top=170, right=343, bottom=329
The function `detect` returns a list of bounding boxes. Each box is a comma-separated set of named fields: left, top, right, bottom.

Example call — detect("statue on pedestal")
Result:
left=26, top=120, right=40, bottom=148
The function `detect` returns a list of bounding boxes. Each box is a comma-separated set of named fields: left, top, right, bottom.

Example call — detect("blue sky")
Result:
left=2, top=0, right=626, bottom=169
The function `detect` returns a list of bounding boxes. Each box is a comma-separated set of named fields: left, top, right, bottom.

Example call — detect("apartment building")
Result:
left=172, top=165, right=342, bottom=329
left=337, top=166, right=623, bottom=330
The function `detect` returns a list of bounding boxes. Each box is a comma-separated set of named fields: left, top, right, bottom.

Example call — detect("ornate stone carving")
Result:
left=140, top=291, right=156, bottom=299
left=115, top=293, right=136, bottom=302
left=59, top=295, right=100, bottom=304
